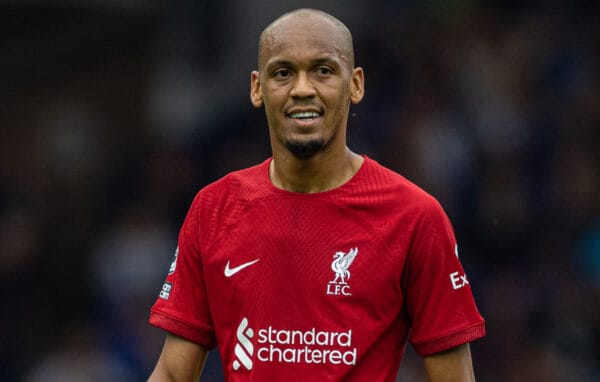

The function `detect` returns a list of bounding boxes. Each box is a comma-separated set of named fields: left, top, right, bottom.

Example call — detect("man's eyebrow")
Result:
left=264, top=59, right=294, bottom=72
left=311, top=57, right=342, bottom=67
left=264, top=57, right=342, bottom=72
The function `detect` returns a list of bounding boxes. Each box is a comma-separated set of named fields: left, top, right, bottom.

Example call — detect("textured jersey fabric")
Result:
left=149, top=156, right=485, bottom=381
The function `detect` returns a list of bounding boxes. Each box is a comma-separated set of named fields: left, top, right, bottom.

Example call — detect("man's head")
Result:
left=257, top=9, right=355, bottom=71
left=250, top=9, right=364, bottom=159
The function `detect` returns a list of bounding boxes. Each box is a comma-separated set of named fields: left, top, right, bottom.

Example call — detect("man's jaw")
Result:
left=284, top=138, right=326, bottom=158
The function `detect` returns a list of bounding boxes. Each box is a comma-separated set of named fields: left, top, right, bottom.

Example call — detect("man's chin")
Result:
left=285, top=139, right=326, bottom=158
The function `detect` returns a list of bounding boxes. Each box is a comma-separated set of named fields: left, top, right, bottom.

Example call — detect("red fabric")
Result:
left=149, top=156, right=485, bottom=381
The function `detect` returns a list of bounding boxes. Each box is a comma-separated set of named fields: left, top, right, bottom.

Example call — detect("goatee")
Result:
left=285, top=139, right=326, bottom=158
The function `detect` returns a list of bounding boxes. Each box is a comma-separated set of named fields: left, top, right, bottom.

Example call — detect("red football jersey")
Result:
left=150, top=156, right=485, bottom=381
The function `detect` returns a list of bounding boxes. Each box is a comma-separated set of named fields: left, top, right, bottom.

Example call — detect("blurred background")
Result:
left=1, top=0, right=598, bottom=381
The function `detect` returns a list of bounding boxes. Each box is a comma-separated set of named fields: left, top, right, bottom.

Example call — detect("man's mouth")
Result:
left=288, top=111, right=322, bottom=121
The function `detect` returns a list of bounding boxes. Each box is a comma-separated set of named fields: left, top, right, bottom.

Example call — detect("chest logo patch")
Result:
left=231, top=316, right=357, bottom=371
left=225, top=259, right=260, bottom=277
left=327, top=247, right=358, bottom=296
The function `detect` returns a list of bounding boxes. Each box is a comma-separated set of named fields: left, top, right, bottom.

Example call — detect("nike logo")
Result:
left=224, top=259, right=260, bottom=277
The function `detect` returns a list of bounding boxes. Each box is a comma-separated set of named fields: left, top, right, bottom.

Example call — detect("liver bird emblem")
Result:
left=330, top=247, right=358, bottom=284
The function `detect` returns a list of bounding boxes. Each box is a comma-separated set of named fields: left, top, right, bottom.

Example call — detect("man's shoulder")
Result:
left=364, top=157, right=435, bottom=198
left=194, top=159, right=271, bottom=207
left=361, top=157, right=445, bottom=215
left=207, top=160, right=268, bottom=191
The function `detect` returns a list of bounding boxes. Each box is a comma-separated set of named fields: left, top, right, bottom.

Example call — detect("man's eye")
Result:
left=275, top=69, right=290, bottom=78
left=317, top=67, right=332, bottom=75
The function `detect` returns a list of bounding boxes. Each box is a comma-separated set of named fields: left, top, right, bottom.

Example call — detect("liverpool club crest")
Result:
left=326, top=247, right=358, bottom=296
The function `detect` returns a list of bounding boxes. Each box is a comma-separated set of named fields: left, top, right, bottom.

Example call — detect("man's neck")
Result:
left=269, top=147, right=364, bottom=193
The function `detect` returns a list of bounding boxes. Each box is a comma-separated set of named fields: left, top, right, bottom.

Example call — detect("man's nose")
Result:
left=290, top=71, right=316, bottom=98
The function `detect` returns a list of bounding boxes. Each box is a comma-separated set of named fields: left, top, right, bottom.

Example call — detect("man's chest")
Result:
left=199, top=197, right=413, bottom=378
left=202, top=198, right=409, bottom=324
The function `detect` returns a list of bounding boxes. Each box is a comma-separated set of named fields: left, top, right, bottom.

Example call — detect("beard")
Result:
left=285, top=138, right=326, bottom=158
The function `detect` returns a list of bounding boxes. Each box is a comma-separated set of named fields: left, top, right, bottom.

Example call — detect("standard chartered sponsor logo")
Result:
left=232, top=317, right=357, bottom=371
left=233, top=318, right=254, bottom=370
left=256, top=326, right=357, bottom=365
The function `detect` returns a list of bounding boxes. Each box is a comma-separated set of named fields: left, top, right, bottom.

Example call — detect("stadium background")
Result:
left=1, top=0, right=598, bottom=380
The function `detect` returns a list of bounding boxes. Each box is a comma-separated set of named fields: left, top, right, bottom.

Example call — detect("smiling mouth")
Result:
left=288, top=111, right=322, bottom=121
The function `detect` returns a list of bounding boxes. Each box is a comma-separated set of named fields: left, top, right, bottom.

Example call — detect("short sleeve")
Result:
left=404, top=199, right=485, bottom=356
left=149, top=194, right=217, bottom=349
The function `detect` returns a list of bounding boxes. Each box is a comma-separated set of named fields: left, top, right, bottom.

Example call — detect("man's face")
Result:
left=251, top=17, right=364, bottom=158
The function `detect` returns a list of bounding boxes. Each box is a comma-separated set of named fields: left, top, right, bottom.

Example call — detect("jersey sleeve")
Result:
left=149, top=193, right=217, bottom=349
left=404, top=198, right=485, bottom=356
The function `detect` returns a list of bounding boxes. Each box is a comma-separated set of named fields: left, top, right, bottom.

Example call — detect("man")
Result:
left=148, top=8, right=485, bottom=381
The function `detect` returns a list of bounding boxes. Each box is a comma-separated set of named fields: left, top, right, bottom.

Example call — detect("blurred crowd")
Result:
left=1, top=0, right=598, bottom=381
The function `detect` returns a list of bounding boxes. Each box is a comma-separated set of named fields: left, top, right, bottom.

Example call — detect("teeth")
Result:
left=290, top=111, right=320, bottom=119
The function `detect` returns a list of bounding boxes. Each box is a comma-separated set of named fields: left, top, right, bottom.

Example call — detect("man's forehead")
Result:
left=265, top=17, right=341, bottom=49
left=261, top=41, right=349, bottom=73
left=259, top=13, right=352, bottom=69
left=267, top=31, right=341, bottom=54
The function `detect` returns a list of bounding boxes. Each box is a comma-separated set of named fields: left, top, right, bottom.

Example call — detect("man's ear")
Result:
left=350, top=67, right=365, bottom=104
left=250, top=71, right=263, bottom=108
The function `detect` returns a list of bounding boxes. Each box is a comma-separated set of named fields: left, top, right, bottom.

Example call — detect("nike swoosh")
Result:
left=224, top=259, right=260, bottom=277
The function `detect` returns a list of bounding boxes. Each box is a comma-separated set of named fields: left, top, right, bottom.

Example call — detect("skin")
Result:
left=250, top=10, right=364, bottom=193
left=250, top=9, right=365, bottom=193
left=148, top=9, right=477, bottom=381
left=148, top=333, right=208, bottom=382
left=424, top=344, right=476, bottom=382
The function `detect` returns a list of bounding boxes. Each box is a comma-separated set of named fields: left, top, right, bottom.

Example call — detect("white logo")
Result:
left=232, top=317, right=357, bottom=371
left=168, top=247, right=179, bottom=275
left=224, top=259, right=260, bottom=277
left=327, top=247, right=358, bottom=296
left=233, top=317, right=254, bottom=370
left=450, top=271, right=469, bottom=290
left=159, top=282, right=172, bottom=300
